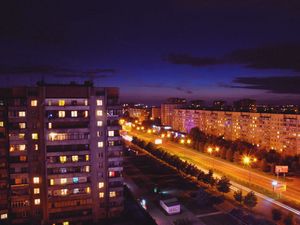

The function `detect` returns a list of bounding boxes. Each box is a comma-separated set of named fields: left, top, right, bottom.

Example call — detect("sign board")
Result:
left=275, top=166, right=288, bottom=174
left=155, top=139, right=162, bottom=145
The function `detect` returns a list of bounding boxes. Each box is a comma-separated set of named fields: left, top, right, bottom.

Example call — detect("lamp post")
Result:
left=207, top=146, right=220, bottom=170
left=242, top=155, right=257, bottom=184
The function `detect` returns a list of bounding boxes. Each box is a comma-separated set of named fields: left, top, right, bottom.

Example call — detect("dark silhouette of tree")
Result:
left=233, top=190, right=243, bottom=205
left=243, top=191, right=257, bottom=210
left=216, top=176, right=231, bottom=194
left=271, top=208, right=282, bottom=222
left=283, top=213, right=295, bottom=225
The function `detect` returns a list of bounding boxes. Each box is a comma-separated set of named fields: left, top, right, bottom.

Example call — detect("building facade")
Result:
left=127, top=107, right=150, bottom=122
left=161, top=98, right=186, bottom=126
left=151, top=107, right=161, bottom=120
left=0, top=83, right=123, bottom=225
left=173, top=109, right=300, bottom=156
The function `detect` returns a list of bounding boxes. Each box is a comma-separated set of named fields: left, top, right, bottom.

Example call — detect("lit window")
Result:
left=97, top=121, right=103, bottom=127
left=84, top=99, right=88, bottom=106
left=19, top=144, right=26, bottom=151
left=63, top=222, right=69, bottom=225
left=97, top=131, right=103, bottom=137
left=19, top=133, right=25, bottom=139
left=73, top=177, right=79, bottom=183
left=85, top=155, right=89, bottom=161
left=97, top=100, right=103, bottom=106
left=72, top=155, right=78, bottom=162
left=58, top=111, right=65, bottom=118
left=60, top=178, right=67, bottom=184
left=31, top=100, right=37, bottom=107
left=20, top=155, right=27, bottom=161
left=60, top=156, right=67, bottom=163
left=0, top=213, right=8, bottom=219
left=34, top=199, right=40, bottom=205
left=19, top=122, right=26, bottom=129
left=99, top=192, right=104, bottom=198
left=48, top=100, right=52, bottom=106
left=61, top=189, right=68, bottom=195
left=19, top=111, right=26, bottom=117
left=98, top=142, right=104, bottom=148
left=109, top=171, right=115, bottom=177
left=50, top=179, right=54, bottom=186
left=32, top=133, right=38, bottom=140
left=34, top=188, right=40, bottom=194
left=96, top=110, right=103, bottom=116
left=9, top=145, right=15, bottom=152
left=58, top=100, right=65, bottom=106
left=15, top=178, right=21, bottom=184
left=0, top=121, right=3, bottom=127
left=73, top=188, right=79, bottom=194
left=34, top=144, right=39, bottom=151
left=71, top=111, right=77, bottom=117
left=109, top=191, right=116, bottom=198
left=85, top=166, right=90, bottom=172
left=98, top=182, right=104, bottom=188
left=48, top=122, right=52, bottom=129
left=84, top=111, right=88, bottom=117
left=86, top=187, right=91, bottom=193
left=108, top=131, right=114, bottom=137
left=33, top=177, right=40, bottom=184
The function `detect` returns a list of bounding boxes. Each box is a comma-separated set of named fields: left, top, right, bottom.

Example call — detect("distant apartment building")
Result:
left=213, top=100, right=226, bottom=110
left=151, top=107, right=161, bottom=120
left=127, top=107, right=150, bottom=122
left=233, top=98, right=257, bottom=112
left=173, top=108, right=300, bottom=156
left=161, top=98, right=186, bottom=126
left=0, top=82, right=123, bottom=225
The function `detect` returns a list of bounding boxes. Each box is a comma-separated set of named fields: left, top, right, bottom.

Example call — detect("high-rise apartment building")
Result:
left=127, top=107, right=150, bottom=122
left=0, top=82, right=123, bottom=225
left=172, top=108, right=300, bottom=156
left=161, top=98, right=186, bottom=126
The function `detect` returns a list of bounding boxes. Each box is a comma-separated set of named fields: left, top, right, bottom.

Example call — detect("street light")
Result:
left=242, top=155, right=257, bottom=184
left=207, top=146, right=220, bottom=170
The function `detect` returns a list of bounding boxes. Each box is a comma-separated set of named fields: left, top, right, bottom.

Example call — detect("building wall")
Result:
left=0, top=84, right=123, bottom=225
left=161, top=104, right=183, bottom=126
left=127, top=108, right=149, bottom=122
left=151, top=107, right=161, bottom=120
left=173, top=109, right=300, bottom=156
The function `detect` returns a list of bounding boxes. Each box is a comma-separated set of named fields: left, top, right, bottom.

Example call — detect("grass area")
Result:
left=200, top=214, right=238, bottom=225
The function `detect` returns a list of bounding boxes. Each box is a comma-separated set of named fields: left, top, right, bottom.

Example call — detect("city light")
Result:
left=187, top=139, right=191, bottom=144
left=180, top=139, right=185, bottom=144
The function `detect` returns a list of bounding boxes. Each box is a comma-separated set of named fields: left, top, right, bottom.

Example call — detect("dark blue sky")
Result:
left=1, top=0, right=300, bottom=105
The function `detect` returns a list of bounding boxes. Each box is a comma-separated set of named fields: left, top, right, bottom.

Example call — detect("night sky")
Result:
left=1, top=1, right=300, bottom=105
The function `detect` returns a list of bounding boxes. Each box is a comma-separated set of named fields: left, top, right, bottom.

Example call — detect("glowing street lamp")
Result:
left=180, top=139, right=185, bottom=144
left=187, top=139, right=191, bottom=144
left=167, top=133, right=171, bottom=138
left=147, top=129, right=152, bottom=134
left=242, top=155, right=257, bottom=184
left=161, top=134, right=165, bottom=138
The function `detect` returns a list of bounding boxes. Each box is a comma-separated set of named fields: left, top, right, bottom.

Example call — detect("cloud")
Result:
left=164, top=53, right=222, bottom=67
left=142, top=84, right=193, bottom=94
left=229, top=76, right=300, bottom=94
left=228, top=43, right=300, bottom=71
left=165, top=43, right=300, bottom=71
left=0, top=65, right=116, bottom=79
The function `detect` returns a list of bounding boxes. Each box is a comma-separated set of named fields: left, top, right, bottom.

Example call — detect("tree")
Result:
left=216, top=176, right=231, bottom=194
left=233, top=190, right=243, bottom=205
left=283, top=213, right=295, bottom=225
left=271, top=208, right=282, bottom=222
left=226, top=149, right=234, bottom=161
left=243, top=191, right=257, bottom=210
left=204, top=169, right=216, bottom=186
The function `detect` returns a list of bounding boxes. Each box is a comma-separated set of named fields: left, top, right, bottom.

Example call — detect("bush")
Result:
left=243, top=191, right=257, bottom=210
left=271, top=208, right=282, bottom=222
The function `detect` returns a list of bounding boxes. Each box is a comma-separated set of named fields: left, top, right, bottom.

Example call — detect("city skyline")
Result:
left=1, top=1, right=300, bottom=104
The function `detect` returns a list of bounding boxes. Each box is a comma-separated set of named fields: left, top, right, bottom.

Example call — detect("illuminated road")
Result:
left=129, top=130, right=300, bottom=218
